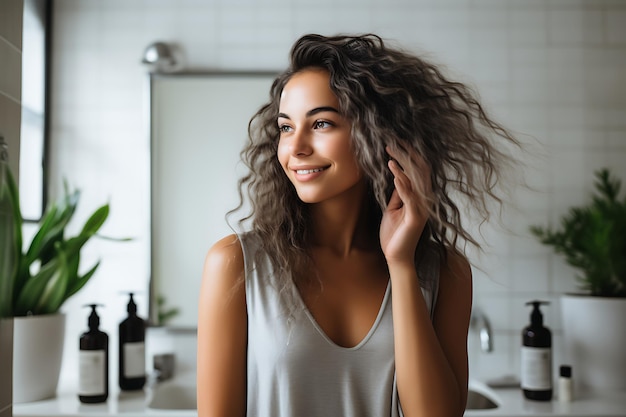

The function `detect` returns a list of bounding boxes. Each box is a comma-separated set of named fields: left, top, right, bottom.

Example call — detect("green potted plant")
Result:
left=1, top=158, right=114, bottom=402
left=530, top=167, right=626, bottom=393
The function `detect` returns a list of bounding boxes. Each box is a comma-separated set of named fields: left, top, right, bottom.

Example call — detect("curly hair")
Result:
left=232, top=33, right=519, bottom=290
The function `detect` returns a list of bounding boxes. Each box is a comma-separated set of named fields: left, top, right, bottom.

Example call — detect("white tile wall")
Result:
left=49, top=0, right=626, bottom=388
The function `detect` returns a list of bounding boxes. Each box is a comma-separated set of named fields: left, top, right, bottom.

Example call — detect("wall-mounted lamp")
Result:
left=141, top=41, right=177, bottom=72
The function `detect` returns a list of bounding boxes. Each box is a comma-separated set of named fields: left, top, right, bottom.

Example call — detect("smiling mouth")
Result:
left=295, top=167, right=328, bottom=174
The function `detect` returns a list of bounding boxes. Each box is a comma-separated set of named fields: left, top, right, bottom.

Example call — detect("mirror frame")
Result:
left=146, top=71, right=277, bottom=329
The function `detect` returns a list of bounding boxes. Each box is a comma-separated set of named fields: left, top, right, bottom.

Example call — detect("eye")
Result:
left=313, top=120, right=333, bottom=129
left=278, top=124, right=293, bottom=134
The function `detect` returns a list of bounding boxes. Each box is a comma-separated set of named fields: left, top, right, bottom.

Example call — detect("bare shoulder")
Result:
left=206, top=233, right=243, bottom=260
left=202, top=233, right=245, bottom=288
left=434, top=246, right=473, bottom=332
left=440, top=247, right=472, bottom=286
left=435, top=247, right=472, bottom=314
left=198, top=233, right=246, bottom=325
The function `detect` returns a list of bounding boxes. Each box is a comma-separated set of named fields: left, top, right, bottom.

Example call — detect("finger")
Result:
left=389, top=158, right=431, bottom=221
left=388, top=160, right=413, bottom=204
left=388, top=158, right=406, bottom=179
left=386, top=159, right=410, bottom=208
left=386, top=146, right=407, bottom=172
left=388, top=159, right=410, bottom=191
left=387, top=145, right=431, bottom=198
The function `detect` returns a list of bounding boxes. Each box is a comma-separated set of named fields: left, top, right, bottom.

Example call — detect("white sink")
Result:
left=148, top=379, right=499, bottom=411
left=466, top=380, right=500, bottom=410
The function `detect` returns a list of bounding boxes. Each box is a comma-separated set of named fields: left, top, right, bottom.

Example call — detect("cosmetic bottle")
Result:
left=79, top=304, right=108, bottom=403
left=558, top=365, right=573, bottom=402
left=119, top=292, right=146, bottom=390
left=521, top=300, right=552, bottom=401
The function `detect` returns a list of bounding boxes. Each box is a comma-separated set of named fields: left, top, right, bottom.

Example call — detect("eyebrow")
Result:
left=277, top=106, right=340, bottom=120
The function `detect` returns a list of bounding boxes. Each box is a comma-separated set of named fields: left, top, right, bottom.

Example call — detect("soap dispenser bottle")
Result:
left=119, top=292, right=146, bottom=390
left=79, top=304, right=108, bottom=403
left=521, top=300, right=552, bottom=401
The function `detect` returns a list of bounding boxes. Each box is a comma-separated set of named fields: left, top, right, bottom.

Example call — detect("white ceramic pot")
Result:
left=13, top=313, right=65, bottom=403
left=560, top=295, right=626, bottom=393
left=0, top=318, right=13, bottom=414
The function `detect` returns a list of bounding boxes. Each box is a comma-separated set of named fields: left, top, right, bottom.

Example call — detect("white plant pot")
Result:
left=13, top=313, right=65, bottom=403
left=560, top=295, right=626, bottom=393
left=0, top=318, right=13, bottom=415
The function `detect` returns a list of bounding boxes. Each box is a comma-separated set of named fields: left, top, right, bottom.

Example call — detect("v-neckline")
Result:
left=291, top=279, right=391, bottom=351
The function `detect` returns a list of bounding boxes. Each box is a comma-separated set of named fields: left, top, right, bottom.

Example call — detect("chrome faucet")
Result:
left=470, top=309, right=493, bottom=353
left=153, top=353, right=176, bottom=382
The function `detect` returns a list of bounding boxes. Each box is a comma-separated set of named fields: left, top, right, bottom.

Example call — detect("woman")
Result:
left=197, top=34, right=518, bottom=417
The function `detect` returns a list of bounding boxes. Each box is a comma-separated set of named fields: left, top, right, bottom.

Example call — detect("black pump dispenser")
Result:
left=128, top=293, right=137, bottom=314
left=119, top=292, right=146, bottom=390
left=528, top=300, right=546, bottom=327
left=87, top=304, right=99, bottom=328
left=79, top=304, right=109, bottom=403
left=521, top=300, right=552, bottom=401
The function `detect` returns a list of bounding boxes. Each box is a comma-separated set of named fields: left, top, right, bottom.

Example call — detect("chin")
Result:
left=296, top=194, right=319, bottom=204
left=294, top=189, right=326, bottom=204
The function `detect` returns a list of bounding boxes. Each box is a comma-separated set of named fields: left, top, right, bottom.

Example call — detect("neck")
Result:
left=309, top=180, right=379, bottom=257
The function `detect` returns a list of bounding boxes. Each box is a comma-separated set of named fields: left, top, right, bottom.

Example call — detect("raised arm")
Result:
left=381, top=147, right=471, bottom=416
left=389, top=251, right=472, bottom=417
left=197, top=234, right=247, bottom=417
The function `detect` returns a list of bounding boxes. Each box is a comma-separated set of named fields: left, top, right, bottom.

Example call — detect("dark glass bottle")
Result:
left=79, top=304, right=108, bottom=403
left=119, top=293, right=146, bottom=390
left=521, top=300, right=552, bottom=401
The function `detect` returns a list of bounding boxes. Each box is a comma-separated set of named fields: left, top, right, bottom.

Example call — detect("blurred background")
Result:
left=2, top=0, right=625, bottom=392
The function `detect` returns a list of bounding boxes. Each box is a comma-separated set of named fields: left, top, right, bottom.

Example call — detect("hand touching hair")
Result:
left=233, top=33, right=520, bottom=290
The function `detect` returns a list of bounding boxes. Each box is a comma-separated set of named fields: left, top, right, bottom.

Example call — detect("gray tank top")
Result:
left=240, top=232, right=440, bottom=417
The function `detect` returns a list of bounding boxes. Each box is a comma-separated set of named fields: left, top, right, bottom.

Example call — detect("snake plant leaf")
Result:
left=49, top=205, right=109, bottom=261
left=0, top=162, right=22, bottom=318
left=18, top=224, right=66, bottom=300
left=14, top=257, right=60, bottom=316
left=59, top=249, right=80, bottom=305
left=64, top=260, right=100, bottom=300
left=80, top=204, right=109, bottom=236
left=5, top=168, right=124, bottom=316
left=65, top=249, right=80, bottom=285
left=23, top=204, right=59, bottom=264
left=36, top=248, right=70, bottom=314
left=52, top=205, right=110, bottom=261
left=25, top=189, right=79, bottom=267
left=61, top=234, right=94, bottom=261
left=0, top=208, right=15, bottom=316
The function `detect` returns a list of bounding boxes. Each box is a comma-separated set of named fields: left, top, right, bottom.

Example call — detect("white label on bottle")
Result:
left=521, top=346, right=552, bottom=390
left=558, top=377, right=573, bottom=402
left=123, top=342, right=145, bottom=378
left=79, top=350, right=106, bottom=396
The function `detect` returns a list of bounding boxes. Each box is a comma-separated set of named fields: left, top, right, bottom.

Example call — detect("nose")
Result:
left=288, top=129, right=313, bottom=157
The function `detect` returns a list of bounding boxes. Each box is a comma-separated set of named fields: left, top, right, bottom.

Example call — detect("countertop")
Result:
left=470, top=387, right=626, bottom=416
left=13, top=383, right=626, bottom=417
left=13, top=389, right=183, bottom=417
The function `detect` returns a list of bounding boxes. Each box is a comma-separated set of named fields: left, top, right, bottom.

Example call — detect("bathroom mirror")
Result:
left=149, top=72, right=276, bottom=328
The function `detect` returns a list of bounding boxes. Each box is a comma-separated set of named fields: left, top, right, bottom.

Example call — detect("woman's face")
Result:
left=277, top=68, right=363, bottom=204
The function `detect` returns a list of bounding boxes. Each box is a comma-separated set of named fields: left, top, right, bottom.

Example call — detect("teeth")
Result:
left=296, top=168, right=324, bottom=174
